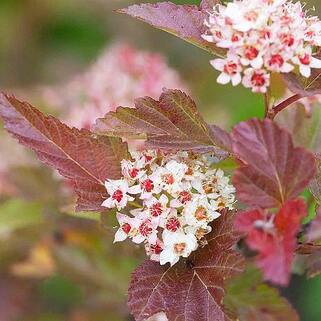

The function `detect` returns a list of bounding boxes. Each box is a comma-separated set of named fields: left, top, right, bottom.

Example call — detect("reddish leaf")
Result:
left=128, top=212, right=244, bottom=321
left=200, top=0, right=221, bottom=10
left=305, top=249, right=321, bottom=278
left=307, top=207, right=321, bottom=242
left=0, top=94, right=129, bottom=211
left=283, top=69, right=321, bottom=97
left=118, top=2, right=225, bottom=56
left=232, top=119, right=316, bottom=208
left=309, top=155, right=321, bottom=203
left=275, top=104, right=321, bottom=153
left=95, top=89, right=231, bottom=158
left=235, top=199, right=307, bottom=285
left=225, top=267, right=299, bottom=321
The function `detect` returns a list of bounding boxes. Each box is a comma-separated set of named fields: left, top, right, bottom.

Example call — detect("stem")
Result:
left=264, top=93, right=270, bottom=118
left=128, top=201, right=142, bottom=209
left=268, top=94, right=302, bottom=120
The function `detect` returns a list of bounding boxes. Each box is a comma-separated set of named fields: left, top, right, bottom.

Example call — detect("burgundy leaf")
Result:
left=0, top=94, right=129, bottom=211
left=309, top=155, right=321, bottom=203
left=95, top=89, right=231, bottom=158
left=118, top=2, right=225, bottom=56
left=128, top=212, right=244, bottom=321
left=275, top=104, right=321, bottom=153
left=200, top=0, right=221, bottom=10
left=283, top=69, right=321, bottom=97
left=235, top=199, right=307, bottom=285
left=232, top=119, right=316, bottom=208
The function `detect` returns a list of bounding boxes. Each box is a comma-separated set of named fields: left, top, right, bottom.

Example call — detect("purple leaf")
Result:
left=95, top=89, right=232, bottom=158
left=232, top=119, right=316, bottom=208
left=0, top=94, right=129, bottom=212
left=118, top=2, right=225, bottom=56
left=283, top=69, right=321, bottom=97
left=128, top=212, right=244, bottom=321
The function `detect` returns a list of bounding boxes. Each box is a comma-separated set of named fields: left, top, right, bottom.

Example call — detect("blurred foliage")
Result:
left=0, top=0, right=321, bottom=320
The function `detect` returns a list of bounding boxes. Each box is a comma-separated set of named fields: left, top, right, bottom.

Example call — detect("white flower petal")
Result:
left=210, top=59, right=225, bottom=71
left=217, top=73, right=231, bottom=85
left=300, top=65, right=311, bottom=78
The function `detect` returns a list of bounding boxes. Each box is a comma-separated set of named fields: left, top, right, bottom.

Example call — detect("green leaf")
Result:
left=0, top=199, right=43, bottom=234
left=225, top=267, right=300, bottom=321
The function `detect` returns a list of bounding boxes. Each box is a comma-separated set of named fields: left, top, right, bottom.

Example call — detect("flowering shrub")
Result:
left=2, top=0, right=321, bottom=320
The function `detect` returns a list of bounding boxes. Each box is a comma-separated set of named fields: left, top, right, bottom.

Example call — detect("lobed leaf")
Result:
left=0, top=94, right=129, bottom=212
left=232, top=119, right=316, bottom=208
left=225, top=267, right=299, bottom=321
left=200, top=0, right=221, bottom=10
left=276, top=104, right=321, bottom=153
left=95, top=89, right=232, bottom=159
left=283, top=69, right=321, bottom=97
left=127, top=211, right=244, bottom=321
left=118, top=2, right=225, bottom=57
left=309, top=155, right=321, bottom=203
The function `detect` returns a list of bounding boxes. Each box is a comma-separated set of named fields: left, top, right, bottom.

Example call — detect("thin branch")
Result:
left=268, top=94, right=302, bottom=120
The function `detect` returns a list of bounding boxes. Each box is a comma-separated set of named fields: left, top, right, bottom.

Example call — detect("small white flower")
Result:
left=160, top=231, right=198, bottom=266
left=102, top=179, right=140, bottom=210
left=211, top=54, right=242, bottom=86
left=183, top=195, right=221, bottom=228
left=121, top=158, right=145, bottom=181
left=292, top=47, right=321, bottom=78
left=114, top=213, right=140, bottom=243
left=150, top=160, right=188, bottom=197
left=240, top=45, right=264, bottom=69
left=145, top=239, right=164, bottom=262
left=264, top=50, right=294, bottom=73
left=242, top=68, right=270, bottom=93
left=145, top=194, right=171, bottom=225
left=139, top=176, right=161, bottom=200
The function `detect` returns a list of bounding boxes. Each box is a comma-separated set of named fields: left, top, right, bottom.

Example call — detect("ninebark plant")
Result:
left=3, top=0, right=321, bottom=320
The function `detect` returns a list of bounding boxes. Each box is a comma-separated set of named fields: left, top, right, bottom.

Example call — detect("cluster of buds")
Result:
left=101, top=151, right=235, bottom=266
left=203, top=0, right=321, bottom=93
left=43, top=43, right=186, bottom=129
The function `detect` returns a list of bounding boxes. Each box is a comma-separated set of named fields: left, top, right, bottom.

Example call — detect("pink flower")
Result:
left=242, top=68, right=270, bottom=93
left=264, top=49, right=294, bottom=73
left=211, top=54, right=242, bottom=86
left=42, top=43, right=187, bottom=130
left=292, top=47, right=321, bottom=78
left=102, top=179, right=140, bottom=210
left=114, top=213, right=140, bottom=243
left=203, top=0, right=321, bottom=92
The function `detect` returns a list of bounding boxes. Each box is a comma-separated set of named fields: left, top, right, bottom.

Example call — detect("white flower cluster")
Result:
left=101, top=151, right=235, bottom=266
left=203, top=0, right=321, bottom=93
